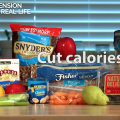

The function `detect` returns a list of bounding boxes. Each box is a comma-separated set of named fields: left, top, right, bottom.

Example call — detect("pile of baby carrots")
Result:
left=49, top=91, right=87, bottom=105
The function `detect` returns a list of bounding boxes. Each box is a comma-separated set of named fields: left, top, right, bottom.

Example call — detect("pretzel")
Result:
left=20, top=64, right=37, bottom=84
left=20, top=65, right=31, bottom=83
left=31, top=64, right=37, bottom=78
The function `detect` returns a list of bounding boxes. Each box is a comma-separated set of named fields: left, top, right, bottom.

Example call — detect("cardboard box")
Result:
left=0, top=59, right=20, bottom=88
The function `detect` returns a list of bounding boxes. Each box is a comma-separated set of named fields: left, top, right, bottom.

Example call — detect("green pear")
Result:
left=82, top=86, right=109, bottom=105
left=102, top=93, right=109, bottom=103
left=94, top=93, right=108, bottom=105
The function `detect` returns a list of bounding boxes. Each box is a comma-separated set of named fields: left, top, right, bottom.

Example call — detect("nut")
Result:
left=32, top=98, right=39, bottom=103
left=45, top=95, right=49, bottom=100
left=40, top=98, right=46, bottom=104
left=28, top=87, right=30, bottom=91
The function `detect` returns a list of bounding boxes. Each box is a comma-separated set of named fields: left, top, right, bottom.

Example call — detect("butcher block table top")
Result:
left=0, top=105, right=120, bottom=120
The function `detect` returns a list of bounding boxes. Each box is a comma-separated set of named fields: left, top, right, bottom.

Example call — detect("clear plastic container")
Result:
left=0, top=93, right=29, bottom=106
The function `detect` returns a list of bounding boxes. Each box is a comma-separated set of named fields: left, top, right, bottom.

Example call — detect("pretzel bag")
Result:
left=10, top=24, right=62, bottom=87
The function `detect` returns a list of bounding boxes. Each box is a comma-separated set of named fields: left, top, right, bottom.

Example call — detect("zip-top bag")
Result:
left=10, top=23, right=62, bottom=87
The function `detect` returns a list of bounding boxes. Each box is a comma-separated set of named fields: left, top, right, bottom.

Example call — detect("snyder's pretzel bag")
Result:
left=10, top=24, right=62, bottom=86
left=36, top=62, right=106, bottom=105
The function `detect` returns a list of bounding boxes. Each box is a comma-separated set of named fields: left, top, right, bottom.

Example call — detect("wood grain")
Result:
left=0, top=105, right=120, bottom=120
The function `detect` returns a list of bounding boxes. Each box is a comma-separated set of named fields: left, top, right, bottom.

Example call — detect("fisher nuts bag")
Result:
left=36, top=62, right=105, bottom=105
left=10, top=24, right=62, bottom=87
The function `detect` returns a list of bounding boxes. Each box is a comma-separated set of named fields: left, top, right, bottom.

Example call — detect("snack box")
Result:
left=0, top=59, right=20, bottom=88
left=98, top=64, right=120, bottom=103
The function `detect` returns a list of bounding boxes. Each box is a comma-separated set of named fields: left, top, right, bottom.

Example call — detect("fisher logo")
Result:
left=55, top=73, right=78, bottom=81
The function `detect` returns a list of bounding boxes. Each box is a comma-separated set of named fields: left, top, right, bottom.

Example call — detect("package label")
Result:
left=36, top=62, right=105, bottom=82
left=0, top=59, right=20, bottom=88
left=28, top=80, right=49, bottom=104
left=104, top=74, right=120, bottom=95
left=63, top=80, right=85, bottom=86
left=14, top=41, right=54, bottom=59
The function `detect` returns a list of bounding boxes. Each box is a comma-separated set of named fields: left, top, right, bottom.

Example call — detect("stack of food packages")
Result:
left=0, top=23, right=119, bottom=106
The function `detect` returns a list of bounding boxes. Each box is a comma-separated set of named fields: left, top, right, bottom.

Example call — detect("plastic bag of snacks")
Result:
left=49, top=86, right=87, bottom=105
left=0, top=93, right=29, bottom=106
left=36, top=62, right=105, bottom=105
left=98, top=64, right=120, bottom=103
left=10, top=24, right=62, bottom=87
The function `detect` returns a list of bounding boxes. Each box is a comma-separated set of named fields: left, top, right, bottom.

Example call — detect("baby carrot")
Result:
left=76, top=97, right=88, bottom=105
left=69, top=91, right=78, bottom=95
left=68, top=92, right=82, bottom=99
left=70, top=99, right=77, bottom=105
left=76, top=98, right=82, bottom=104
left=80, top=97, right=88, bottom=105
left=75, top=92, right=82, bottom=99
left=49, top=100, right=54, bottom=104
left=55, top=92, right=68, bottom=97
left=68, top=94, right=76, bottom=99
left=68, top=97, right=73, bottom=102
left=61, top=96, right=67, bottom=100
left=54, top=99, right=69, bottom=105
left=50, top=95, right=56, bottom=100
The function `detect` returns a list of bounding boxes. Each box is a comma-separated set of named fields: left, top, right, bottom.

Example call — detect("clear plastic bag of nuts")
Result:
left=97, top=64, right=120, bottom=103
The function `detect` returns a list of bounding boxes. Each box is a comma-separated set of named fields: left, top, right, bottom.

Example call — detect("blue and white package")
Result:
left=36, top=62, right=109, bottom=93
left=36, top=62, right=106, bottom=82
left=28, top=78, right=49, bottom=104
left=10, top=23, right=62, bottom=84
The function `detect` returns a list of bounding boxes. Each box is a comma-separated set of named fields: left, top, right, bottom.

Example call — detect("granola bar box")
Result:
left=0, top=59, right=20, bottom=88
left=10, top=24, right=62, bottom=87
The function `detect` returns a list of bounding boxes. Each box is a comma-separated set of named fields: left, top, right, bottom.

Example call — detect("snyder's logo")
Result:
left=14, top=41, right=54, bottom=58
left=55, top=73, right=78, bottom=81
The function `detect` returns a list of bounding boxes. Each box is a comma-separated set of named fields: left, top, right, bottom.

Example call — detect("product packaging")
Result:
left=0, top=93, right=29, bottom=106
left=36, top=62, right=105, bottom=105
left=0, top=59, right=20, bottom=88
left=98, top=64, right=120, bottom=103
left=28, top=78, right=49, bottom=104
left=10, top=24, right=62, bottom=87
left=114, top=30, right=120, bottom=56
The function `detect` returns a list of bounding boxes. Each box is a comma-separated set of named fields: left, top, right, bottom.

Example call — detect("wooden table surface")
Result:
left=0, top=105, right=120, bottom=120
